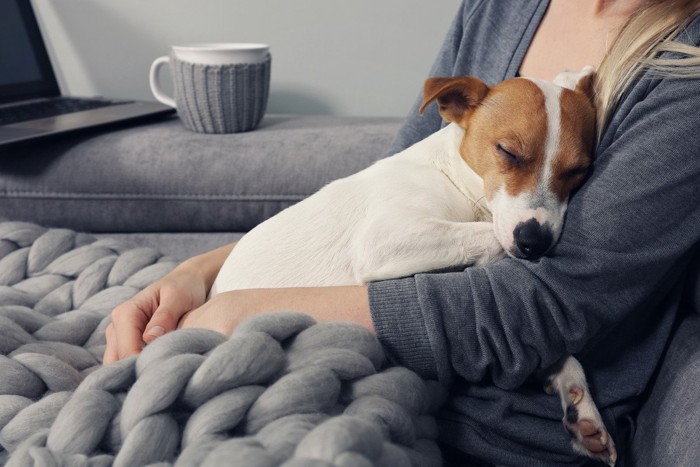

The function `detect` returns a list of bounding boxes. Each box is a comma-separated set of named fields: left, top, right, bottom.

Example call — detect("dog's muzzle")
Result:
left=513, top=219, right=553, bottom=260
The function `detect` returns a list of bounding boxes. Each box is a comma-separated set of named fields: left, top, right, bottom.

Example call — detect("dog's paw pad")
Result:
left=564, top=399, right=618, bottom=466
left=547, top=358, right=617, bottom=465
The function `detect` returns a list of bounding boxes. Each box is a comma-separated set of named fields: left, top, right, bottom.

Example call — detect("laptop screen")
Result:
left=0, top=0, right=60, bottom=104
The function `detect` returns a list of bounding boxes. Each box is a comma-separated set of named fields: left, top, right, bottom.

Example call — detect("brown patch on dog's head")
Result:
left=544, top=67, right=597, bottom=202
left=420, top=74, right=596, bottom=203
left=455, top=78, right=549, bottom=200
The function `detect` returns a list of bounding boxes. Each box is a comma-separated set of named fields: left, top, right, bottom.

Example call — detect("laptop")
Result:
left=0, top=0, right=174, bottom=147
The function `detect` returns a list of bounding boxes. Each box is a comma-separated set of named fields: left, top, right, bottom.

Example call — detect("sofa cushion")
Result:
left=0, top=115, right=402, bottom=233
left=94, top=232, right=244, bottom=261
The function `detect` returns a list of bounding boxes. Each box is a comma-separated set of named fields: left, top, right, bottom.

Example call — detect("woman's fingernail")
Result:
left=146, top=326, right=165, bottom=338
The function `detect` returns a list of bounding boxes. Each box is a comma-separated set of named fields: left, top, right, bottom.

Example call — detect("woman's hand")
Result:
left=103, top=265, right=208, bottom=364
left=103, top=243, right=235, bottom=364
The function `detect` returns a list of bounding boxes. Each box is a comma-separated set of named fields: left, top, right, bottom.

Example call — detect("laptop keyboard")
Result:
left=0, top=97, right=128, bottom=125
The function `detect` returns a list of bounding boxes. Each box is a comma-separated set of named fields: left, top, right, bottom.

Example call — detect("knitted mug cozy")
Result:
left=171, top=53, right=271, bottom=134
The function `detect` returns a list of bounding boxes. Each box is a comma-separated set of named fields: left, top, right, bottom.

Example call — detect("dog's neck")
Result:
left=401, top=123, right=492, bottom=220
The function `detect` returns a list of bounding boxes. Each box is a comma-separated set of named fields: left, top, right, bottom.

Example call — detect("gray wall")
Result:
left=32, top=0, right=459, bottom=117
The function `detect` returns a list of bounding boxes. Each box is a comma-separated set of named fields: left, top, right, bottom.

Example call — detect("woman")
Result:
left=105, top=0, right=700, bottom=465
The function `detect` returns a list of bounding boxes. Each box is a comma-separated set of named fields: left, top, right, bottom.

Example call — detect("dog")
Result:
left=211, top=67, right=616, bottom=465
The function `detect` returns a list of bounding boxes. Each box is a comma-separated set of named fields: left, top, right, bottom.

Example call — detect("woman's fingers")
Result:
left=143, top=283, right=199, bottom=343
left=108, top=290, right=156, bottom=362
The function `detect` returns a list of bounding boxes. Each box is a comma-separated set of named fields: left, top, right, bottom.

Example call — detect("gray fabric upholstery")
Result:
left=94, top=232, right=243, bottom=261
left=0, top=115, right=401, bottom=233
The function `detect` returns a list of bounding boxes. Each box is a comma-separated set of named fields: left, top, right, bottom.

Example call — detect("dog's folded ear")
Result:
left=420, top=76, right=489, bottom=126
left=574, top=67, right=596, bottom=106
left=553, top=65, right=597, bottom=106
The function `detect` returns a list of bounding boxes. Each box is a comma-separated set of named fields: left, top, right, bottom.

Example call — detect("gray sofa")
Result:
left=0, top=115, right=401, bottom=259
left=1, top=115, right=699, bottom=466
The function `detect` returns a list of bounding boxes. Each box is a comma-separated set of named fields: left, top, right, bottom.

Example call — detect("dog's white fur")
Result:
left=211, top=123, right=501, bottom=294
left=210, top=67, right=616, bottom=465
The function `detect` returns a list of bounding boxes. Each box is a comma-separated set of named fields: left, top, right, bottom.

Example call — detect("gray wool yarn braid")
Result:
left=0, top=221, right=446, bottom=466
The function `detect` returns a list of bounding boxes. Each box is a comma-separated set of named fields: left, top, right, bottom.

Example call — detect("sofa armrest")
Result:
left=0, top=115, right=402, bottom=233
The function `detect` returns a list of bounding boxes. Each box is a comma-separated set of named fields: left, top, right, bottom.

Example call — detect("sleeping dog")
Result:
left=211, top=67, right=616, bottom=465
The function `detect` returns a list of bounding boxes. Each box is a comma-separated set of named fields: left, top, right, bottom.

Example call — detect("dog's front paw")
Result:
left=545, top=356, right=617, bottom=466
left=472, top=234, right=506, bottom=267
left=559, top=384, right=617, bottom=466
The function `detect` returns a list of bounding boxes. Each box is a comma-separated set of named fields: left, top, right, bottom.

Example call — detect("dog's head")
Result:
left=420, top=67, right=596, bottom=260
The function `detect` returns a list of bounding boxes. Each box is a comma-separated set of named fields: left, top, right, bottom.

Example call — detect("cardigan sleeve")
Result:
left=369, top=67, right=700, bottom=389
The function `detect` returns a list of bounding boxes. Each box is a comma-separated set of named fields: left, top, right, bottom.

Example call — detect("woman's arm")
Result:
left=182, top=243, right=236, bottom=291
left=370, top=69, right=700, bottom=389
left=177, top=285, right=372, bottom=335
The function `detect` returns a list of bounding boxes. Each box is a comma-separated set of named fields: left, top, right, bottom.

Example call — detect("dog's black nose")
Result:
left=514, top=219, right=553, bottom=260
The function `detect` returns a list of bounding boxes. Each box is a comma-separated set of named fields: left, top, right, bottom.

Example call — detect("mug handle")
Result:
left=149, top=56, right=176, bottom=108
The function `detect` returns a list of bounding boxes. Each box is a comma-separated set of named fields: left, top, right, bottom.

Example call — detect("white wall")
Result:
left=31, top=0, right=459, bottom=117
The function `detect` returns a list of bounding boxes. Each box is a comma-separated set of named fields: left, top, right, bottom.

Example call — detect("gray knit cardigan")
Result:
left=369, top=1, right=700, bottom=465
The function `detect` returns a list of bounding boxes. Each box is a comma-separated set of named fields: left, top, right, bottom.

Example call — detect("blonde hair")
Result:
left=596, top=0, right=700, bottom=139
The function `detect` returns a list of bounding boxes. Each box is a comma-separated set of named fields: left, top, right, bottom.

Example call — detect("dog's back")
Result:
left=210, top=123, right=487, bottom=295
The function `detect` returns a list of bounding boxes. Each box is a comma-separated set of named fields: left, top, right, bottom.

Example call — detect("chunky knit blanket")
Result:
left=0, top=222, right=445, bottom=466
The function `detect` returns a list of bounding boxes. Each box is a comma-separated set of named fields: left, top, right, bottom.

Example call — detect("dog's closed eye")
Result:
left=496, top=143, right=524, bottom=166
left=562, top=166, right=589, bottom=180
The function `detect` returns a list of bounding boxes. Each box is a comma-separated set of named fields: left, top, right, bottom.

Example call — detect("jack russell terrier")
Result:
left=211, top=67, right=616, bottom=465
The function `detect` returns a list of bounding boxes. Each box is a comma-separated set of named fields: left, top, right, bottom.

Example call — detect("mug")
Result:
left=149, top=43, right=271, bottom=134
